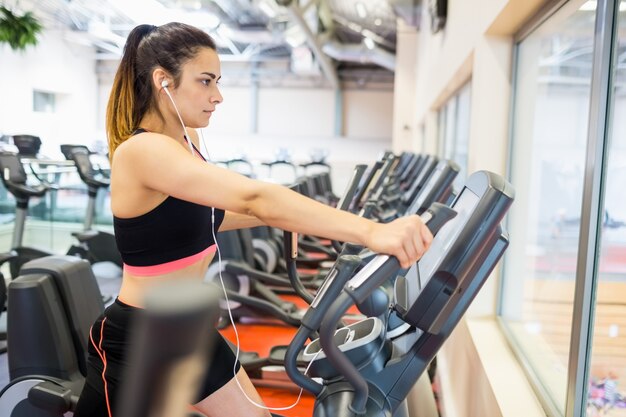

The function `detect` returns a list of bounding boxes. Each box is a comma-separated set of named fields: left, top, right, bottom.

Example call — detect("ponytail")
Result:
left=106, top=24, right=157, bottom=160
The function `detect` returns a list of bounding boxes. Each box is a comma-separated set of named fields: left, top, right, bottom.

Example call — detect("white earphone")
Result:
left=160, top=78, right=193, bottom=153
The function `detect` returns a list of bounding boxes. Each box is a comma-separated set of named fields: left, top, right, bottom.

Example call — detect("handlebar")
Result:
left=317, top=202, right=456, bottom=413
left=284, top=202, right=457, bottom=402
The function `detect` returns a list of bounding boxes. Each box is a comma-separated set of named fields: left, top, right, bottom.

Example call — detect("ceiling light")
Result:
left=580, top=1, right=626, bottom=11
left=285, top=24, right=306, bottom=47
left=580, top=1, right=596, bottom=10
left=178, top=10, right=220, bottom=29
left=178, top=0, right=203, bottom=10
left=88, top=20, right=126, bottom=47
left=107, top=0, right=219, bottom=29
left=374, top=18, right=382, bottom=26
left=259, top=0, right=277, bottom=18
left=107, top=0, right=168, bottom=25
left=362, top=29, right=377, bottom=39
left=363, top=36, right=375, bottom=50
left=355, top=2, right=367, bottom=19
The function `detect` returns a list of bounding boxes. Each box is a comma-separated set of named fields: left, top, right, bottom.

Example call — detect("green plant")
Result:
left=0, top=5, right=43, bottom=51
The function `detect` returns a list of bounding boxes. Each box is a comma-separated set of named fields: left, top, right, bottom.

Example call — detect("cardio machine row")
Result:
left=207, top=151, right=460, bottom=331
left=0, top=149, right=513, bottom=417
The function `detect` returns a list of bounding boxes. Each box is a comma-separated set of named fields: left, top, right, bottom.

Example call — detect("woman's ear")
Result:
left=152, top=68, right=169, bottom=90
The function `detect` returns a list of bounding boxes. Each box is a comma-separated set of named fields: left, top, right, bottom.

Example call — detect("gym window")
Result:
left=436, top=82, right=471, bottom=190
left=499, top=1, right=626, bottom=416
left=33, top=90, right=56, bottom=113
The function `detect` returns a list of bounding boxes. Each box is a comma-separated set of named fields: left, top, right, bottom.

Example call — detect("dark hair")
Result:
left=106, top=22, right=216, bottom=158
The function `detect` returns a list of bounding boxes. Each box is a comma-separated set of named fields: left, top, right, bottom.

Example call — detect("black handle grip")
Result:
left=421, top=202, right=457, bottom=236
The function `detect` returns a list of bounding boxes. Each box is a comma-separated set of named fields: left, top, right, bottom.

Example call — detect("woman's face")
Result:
left=170, top=47, right=223, bottom=129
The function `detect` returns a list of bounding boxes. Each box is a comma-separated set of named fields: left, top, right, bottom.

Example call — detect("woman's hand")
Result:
left=364, top=215, right=433, bottom=269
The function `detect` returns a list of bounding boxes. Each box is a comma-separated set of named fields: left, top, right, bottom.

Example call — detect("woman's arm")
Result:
left=187, top=129, right=285, bottom=232
left=114, top=134, right=432, bottom=267
left=219, top=211, right=266, bottom=231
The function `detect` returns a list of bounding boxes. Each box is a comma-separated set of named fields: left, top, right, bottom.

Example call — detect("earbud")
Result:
left=160, top=78, right=193, bottom=153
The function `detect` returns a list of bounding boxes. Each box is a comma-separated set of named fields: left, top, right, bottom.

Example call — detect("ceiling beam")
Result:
left=284, top=0, right=340, bottom=89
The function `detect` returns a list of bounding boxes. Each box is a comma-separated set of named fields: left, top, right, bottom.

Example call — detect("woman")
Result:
left=74, top=22, right=432, bottom=417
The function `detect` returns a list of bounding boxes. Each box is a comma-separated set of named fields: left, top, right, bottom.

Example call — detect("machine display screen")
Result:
left=403, top=159, right=430, bottom=202
left=361, top=167, right=383, bottom=201
left=416, top=187, right=480, bottom=288
left=407, top=162, right=445, bottom=214
left=336, top=168, right=361, bottom=210
left=355, top=165, right=381, bottom=207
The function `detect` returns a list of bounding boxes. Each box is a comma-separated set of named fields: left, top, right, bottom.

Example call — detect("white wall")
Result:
left=393, top=20, right=419, bottom=153
left=207, top=86, right=253, bottom=135
left=343, top=89, right=394, bottom=139
left=0, top=30, right=99, bottom=158
left=257, top=88, right=335, bottom=137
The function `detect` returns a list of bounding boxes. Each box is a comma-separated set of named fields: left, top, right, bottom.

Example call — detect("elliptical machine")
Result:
left=284, top=171, right=515, bottom=417
left=0, top=151, right=117, bottom=305
left=0, top=256, right=105, bottom=416
left=0, top=151, right=54, bottom=278
left=62, top=146, right=122, bottom=270
left=0, top=252, right=15, bottom=354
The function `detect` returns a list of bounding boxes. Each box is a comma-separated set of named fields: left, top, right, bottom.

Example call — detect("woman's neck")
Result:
left=139, top=113, right=187, bottom=146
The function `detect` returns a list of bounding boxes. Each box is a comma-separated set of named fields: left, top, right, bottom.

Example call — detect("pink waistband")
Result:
left=123, top=245, right=217, bottom=276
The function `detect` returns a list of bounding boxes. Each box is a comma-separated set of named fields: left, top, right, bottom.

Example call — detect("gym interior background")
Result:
left=0, top=0, right=625, bottom=416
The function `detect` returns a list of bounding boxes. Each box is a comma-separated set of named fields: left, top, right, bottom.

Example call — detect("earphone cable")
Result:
left=162, top=85, right=194, bottom=154
left=210, top=210, right=320, bottom=411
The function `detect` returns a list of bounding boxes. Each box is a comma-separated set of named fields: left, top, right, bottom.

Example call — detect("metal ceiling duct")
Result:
left=12, top=0, right=399, bottom=84
left=388, top=0, right=423, bottom=29
left=216, top=25, right=279, bottom=45
left=322, top=39, right=395, bottom=72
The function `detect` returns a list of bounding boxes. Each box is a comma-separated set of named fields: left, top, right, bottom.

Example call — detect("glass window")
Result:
left=442, top=92, right=457, bottom=160
left=436, top=82, right=470, bottom=189
left=499, top=0, right=595, bottom=413
left=587, top=3, right=626, bottom=416
left=452, top=83, right=470, bottom=187
left=437, top=104, right=447, bottom=156
left=33, top=90, right=56, bottom=113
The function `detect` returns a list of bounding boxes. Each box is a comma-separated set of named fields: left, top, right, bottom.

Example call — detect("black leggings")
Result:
left=74, top=298, right=240, bottom=417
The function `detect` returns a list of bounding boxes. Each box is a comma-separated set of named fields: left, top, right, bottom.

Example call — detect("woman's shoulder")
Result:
left=113, top=133, right=183, bottom=176
left=122, top=130, right=171, bottom=146
left=115, top=131, right=179, bottom=159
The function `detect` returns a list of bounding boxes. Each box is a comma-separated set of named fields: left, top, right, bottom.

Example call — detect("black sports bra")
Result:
left=113, top=128, right=225, bottom=273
